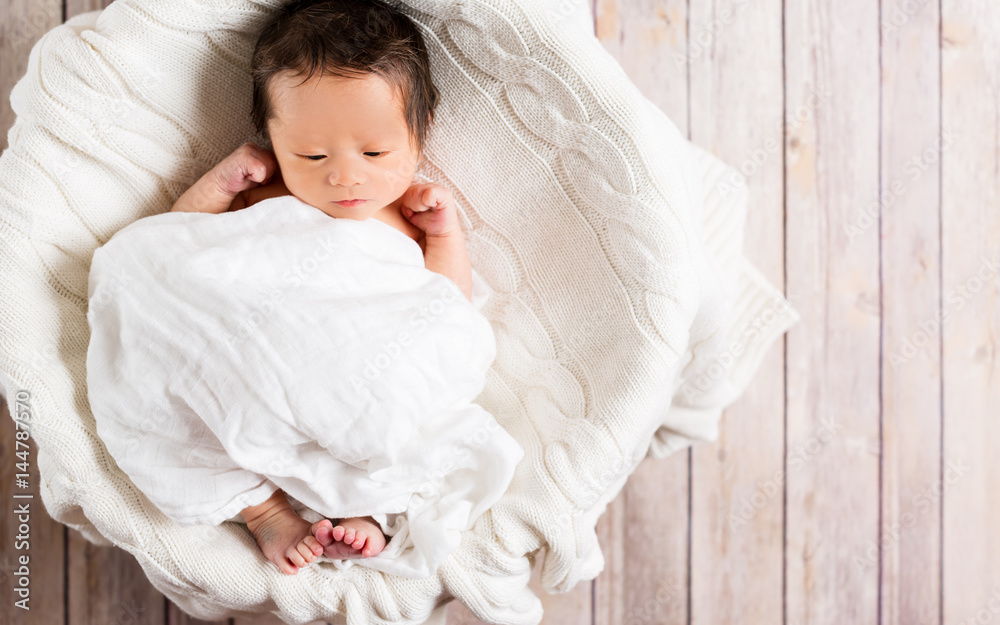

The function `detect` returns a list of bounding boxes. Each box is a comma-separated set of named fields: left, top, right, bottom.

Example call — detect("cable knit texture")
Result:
left=0, top=1, right=798, bottom=623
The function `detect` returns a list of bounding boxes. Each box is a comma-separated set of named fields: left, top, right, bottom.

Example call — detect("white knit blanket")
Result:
left=85, top=194, right=524, bottom=580
left=0, top=1, right=798, bottom=623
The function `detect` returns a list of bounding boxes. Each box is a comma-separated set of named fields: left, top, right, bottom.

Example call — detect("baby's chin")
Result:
left=296, top=196, right=387, bottom=221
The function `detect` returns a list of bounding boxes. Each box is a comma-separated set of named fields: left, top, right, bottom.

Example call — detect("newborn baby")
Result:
left=156, top=0, right=481, bottom=575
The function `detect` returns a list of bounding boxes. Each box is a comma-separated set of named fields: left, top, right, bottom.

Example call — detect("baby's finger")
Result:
left=402, top=183, right=431, bottom=210
left=245, top=158, right=269, bottom=184
left=212, top=159, right=250, bottom=196
left=245, top=161, right=267, bottom=184
left=425, top=186, right=454, bottom=211
left=240, top=143, right=278, bottom=184
left=256, top=149, right=278, bottom=183
left=421, top=186, right=443, bottom=208
left=250, top=142, right=277, bottom=167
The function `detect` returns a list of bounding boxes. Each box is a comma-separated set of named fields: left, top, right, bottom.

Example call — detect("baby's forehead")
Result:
left=271, top=68, right=405, bottom=94
left=275, top=73, right=408, bottom=113
left=271, top=70, right=409, bottom=113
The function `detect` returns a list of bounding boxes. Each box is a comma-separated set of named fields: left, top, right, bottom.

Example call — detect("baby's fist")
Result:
left=212, top=142, right=278, bottom=198
left=399, top=183, right=460, bottom=238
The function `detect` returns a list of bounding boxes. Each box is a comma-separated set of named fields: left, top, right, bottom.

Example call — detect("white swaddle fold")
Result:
left=85, top=194, right=524, bottom=579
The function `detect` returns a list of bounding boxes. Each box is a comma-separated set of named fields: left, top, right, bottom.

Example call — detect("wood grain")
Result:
left=687, top=1, right=786, bottom=624
left=1, top=0, right=997, bottom=624
left=941, top=1, right=1000, bottom=624
left=784, top=0, right=883, bottom=623
left=64, top=0, right=110, bottom=18
left=879, top=0, right=943, bottom=623
left=0, top=0, right=62, bottom=153
left=592, top=2, right=692, bottom=625
left=66, top=527, right=167, bottom=625
left=47, top=2, right=187, bottom=624
left=1, top=391, right=67, bottom=624
left=1, top=7, right=67, bottom=625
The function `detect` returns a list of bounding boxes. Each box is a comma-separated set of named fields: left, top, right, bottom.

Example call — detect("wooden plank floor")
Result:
left=2, top=0, right=998, bottom=624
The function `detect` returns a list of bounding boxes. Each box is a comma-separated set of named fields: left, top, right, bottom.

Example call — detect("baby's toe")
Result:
left=286, top=545, right=308, bottom=569
left=352, top=535, right=381, bottom=558
left=331, top=524, right=345, bottom=542
left=362, top=528, right=387, bottom=558
left=303, top=535, right=323, bottom=556
left=310, top=519, right=334, bottom=546
left=314, top=526, right=332, bottom=545
left=351, top=531, right=367, bottom=550
left=296, top=539, right=321, bottom=563
left=276, top=554, right=299, bottom=575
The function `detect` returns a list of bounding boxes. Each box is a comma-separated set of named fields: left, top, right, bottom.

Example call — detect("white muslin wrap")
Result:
left=85, top=194, right=524, bottom=579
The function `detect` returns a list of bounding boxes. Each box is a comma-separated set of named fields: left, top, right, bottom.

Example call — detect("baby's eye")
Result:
left=364, top=152, right=386, bottom=157
left=304, top=155, right=325, bottom=161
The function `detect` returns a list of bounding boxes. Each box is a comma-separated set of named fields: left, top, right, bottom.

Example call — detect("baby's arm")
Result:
left=171, top=143, right=283, bottom=214
left=423, top=230, right=473, bottom=302
left=399, top=184, right=473, bottom=302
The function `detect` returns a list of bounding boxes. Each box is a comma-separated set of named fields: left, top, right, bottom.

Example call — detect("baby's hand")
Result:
left=171, top=142, right=284, bottom=214
left=399, top=183, right=461, bottom=238
left=212, top=142, right=278, bottom=198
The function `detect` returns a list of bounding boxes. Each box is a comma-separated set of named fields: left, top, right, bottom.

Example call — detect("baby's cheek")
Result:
left=282, top=172, right=310, bottom=199
left=389, top=159, right=416, bottom=186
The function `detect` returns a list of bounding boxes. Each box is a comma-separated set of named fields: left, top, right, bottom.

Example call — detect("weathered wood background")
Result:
left=2, top=0, right=997, bottom=623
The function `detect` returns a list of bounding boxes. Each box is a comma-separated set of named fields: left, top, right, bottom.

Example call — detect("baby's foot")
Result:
left=247, top=507, right=325, bottom=575
left=311, top=516, right=387, bottom=559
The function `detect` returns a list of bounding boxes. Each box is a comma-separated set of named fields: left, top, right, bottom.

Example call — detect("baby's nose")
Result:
left=327, top=159, right=365, bottom=187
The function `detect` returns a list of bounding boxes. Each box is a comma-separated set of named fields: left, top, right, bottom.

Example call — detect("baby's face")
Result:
left=266, top=70, right=420, bottom=220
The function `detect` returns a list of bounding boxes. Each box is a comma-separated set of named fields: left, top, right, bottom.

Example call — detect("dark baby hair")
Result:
left=250, top=0, right=440, bottom=154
